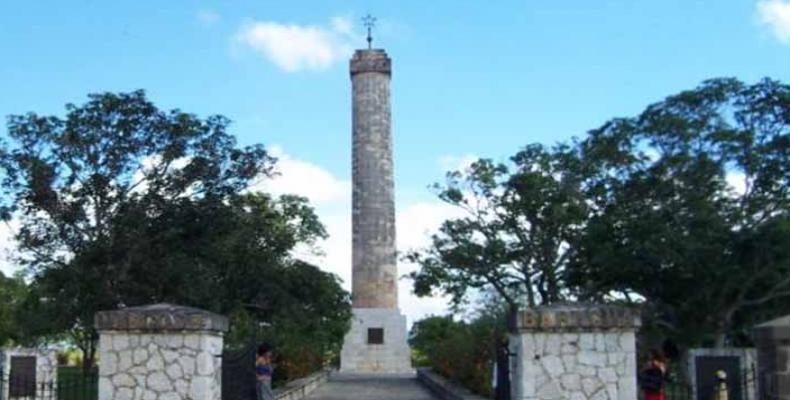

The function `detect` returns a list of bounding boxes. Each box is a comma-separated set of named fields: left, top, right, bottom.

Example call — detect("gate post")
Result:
left=95, top=303, right=228, bottom=400
left=754, top=315, right=790, bottom=400
left=509, top=304, right=640, bottom=400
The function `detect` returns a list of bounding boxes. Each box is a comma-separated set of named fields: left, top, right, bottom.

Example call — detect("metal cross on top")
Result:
left=362, top=14, right=376, bottom=49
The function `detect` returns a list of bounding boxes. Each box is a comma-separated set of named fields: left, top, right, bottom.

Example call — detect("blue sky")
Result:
left=1, top=1, right=789, bottom=321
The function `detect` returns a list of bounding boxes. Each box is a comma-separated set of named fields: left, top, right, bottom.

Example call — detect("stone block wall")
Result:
left=0, top=347, right=57, bottom=399
left=417, top=368, right=488, bottom=400
left=754, top=314, right=790, bottom=399
left=98, top=331, right=222, bottom=400
left=95, top=303, right=228, bottom=400
left=273, top=369, right=330, bottom=400
left=509, top=304, right=640, bottom=400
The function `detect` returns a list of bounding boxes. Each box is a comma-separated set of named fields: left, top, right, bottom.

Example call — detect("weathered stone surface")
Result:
left=510, top=304, right=640, bottom=400
left=97, top=304, right=226, bottom=400
left=341, top=47, right=412, bottom=375
left=350, top=49, right=391, bottom=76
left=274, top=370, right=331, bottom=400
left=95, top=303, right=228, bottom=332
left=350, top=48, right=397, bottom=310
left=340, top=308, right=412, bottom=374
left=0, top=347, right=58, bottom=400
left=754, top=314, right=790, bottom=400
left=514, top=304, right=641, bottom=333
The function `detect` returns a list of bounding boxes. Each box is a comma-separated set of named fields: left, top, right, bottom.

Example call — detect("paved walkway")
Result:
left=305, top=374, right=438, bottom=400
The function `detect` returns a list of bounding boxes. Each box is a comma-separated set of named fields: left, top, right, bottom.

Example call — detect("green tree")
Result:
left=569, top=78, right=790, bottom=347
left=0, top=271, right=27, bottom=345
left=0, top=91, right=351, bottom=370
left=409, top=313, right=499, bottom=397
left=407, top=144, right=588, bottom=311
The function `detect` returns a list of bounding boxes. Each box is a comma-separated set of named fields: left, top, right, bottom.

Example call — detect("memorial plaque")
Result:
left=367, top=328, right=384, bottom=345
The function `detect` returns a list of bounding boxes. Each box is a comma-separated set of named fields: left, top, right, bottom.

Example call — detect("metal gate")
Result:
left=9, top=356, right=37, bottom=398
left=494, top=340, right=511, bottom=400
left=695, top=356, right=743, bottom=400
left=221, top=341, right=257, bottom=400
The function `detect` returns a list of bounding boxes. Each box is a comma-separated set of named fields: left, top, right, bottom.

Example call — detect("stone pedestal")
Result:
left=339, top=308, right=412, bottom=374
left=95, top=303, right=228, bottom=400
left=754, top=314, right=790, bottom=399
left=509, top=304, right=641, bottom=400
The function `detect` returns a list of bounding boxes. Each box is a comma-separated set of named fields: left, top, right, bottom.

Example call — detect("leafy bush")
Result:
left=409, top=314, right=499, bottom=397
left=224, top=261, right=351, bottom=386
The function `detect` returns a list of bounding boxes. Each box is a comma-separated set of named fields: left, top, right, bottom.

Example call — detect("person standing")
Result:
left=640, top=349, right=668, bottom=400
left=255, top=343, right=275, bottom=400
left=713, top=370, right=729, bottom=400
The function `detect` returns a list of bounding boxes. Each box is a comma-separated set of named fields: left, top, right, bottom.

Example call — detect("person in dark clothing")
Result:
left=640, top=349, right=668, bottom=400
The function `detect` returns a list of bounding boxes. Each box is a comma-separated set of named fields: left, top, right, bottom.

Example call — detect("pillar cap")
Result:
left=754, top=314, right=790, bottom=343
left=513, top=303, right=641, bottom=333
left=95, top=303, right=229, bottom=333
left=350, top=49, right=391, bottom=76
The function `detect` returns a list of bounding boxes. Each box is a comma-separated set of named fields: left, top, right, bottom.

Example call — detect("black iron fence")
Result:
left=758, top=372, right=782, bottom=400
left=221, top=341, right=257, bottom=400
left=0, top=370, right=97, bottom=400
left=659, top=364, right=762, bottom=400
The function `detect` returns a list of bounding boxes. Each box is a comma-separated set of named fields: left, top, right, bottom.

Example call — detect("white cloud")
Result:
left=196, top=9, right=221, bottom=26
left=251, top=145, right=350, bottom=205
left=330, top=16, right=353, bottom=36
left=757, top=0, right=790, bottom=43
left=396, top=202, right=465, bottom=325
left=235, top=17, right=359, bottom=72
left=438, top=154, right=479, bottom=173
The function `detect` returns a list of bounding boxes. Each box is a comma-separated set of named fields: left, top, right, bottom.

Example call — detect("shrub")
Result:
left=409, top=315, right=499, bottom=397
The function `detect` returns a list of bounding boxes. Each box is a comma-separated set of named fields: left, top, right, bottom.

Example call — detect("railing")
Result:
left=758, top=372, right=782, bottom=400
left=0, top=371, right=97, bottom=400
left=661, top=364, right=762, bottom=400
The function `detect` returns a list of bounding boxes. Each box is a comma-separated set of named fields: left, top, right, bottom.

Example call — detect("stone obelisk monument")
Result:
left=339, top=17, right=412, bottom=374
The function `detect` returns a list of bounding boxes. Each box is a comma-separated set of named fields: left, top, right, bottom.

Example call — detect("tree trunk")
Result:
left=82, top=338, right=97, bottom=375
left=714, top=311, right=735, bottom=348
left=714, top=332, right=726, bottom=348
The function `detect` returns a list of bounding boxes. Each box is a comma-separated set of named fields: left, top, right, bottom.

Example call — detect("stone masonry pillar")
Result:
left=754, top=315, right=790, bottom=399
left=95, top=303, right=228, bottom=400
left=339, top=48, right=412, bottom=374
left=350, top=48, right=397, bottom=309
left=510, top=304, right=641, bottom=400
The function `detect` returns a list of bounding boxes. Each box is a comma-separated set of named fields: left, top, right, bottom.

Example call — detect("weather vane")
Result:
left=362, top=14, right=376, bottom=49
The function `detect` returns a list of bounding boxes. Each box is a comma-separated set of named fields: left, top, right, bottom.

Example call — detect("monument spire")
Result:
left=339, top=23, right=413, bottom=375
left=362, top=14, right=376, bottom=49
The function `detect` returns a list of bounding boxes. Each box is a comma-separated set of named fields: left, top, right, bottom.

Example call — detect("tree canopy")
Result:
left=409, top=77, right=790, bottom=348
left=0, top=271, right=27, bottom=345
left=0, top=90, right=351, bottom=371
left=570, top=77, right=790, bottom=346
left=407, top=144, right=587, bottom=311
